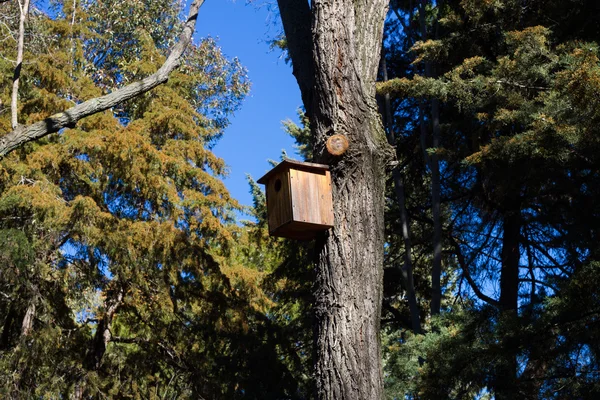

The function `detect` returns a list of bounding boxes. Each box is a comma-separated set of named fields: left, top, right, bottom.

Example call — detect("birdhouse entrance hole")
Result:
left=257, top=159, right=334, bottom=240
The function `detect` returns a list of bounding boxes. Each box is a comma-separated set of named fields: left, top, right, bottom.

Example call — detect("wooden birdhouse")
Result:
left=257, top=159, right=334, bottom=240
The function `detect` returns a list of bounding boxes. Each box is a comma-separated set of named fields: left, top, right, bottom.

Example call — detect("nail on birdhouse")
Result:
left=257, top=159, right=334, bottom=240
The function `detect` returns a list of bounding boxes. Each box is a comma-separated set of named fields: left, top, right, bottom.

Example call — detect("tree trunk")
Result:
left=393, top=172, right=422, bottom=334
left=521, top=346, right=549, bottom=400
left=314, top=157, right=386, bottom=399
left=418, top=0, right=443, bottom=316
left=430, top=96, right=442, bottom=316
left=1, top=303, right=16, bottom=349
left=73, top=287, right=123, bottom=400
left=380, top=54, right=421, bottom=334
left=277, top=0, right=390, bottom=398
left=499, top=210, right=520, bottom=313
left=495, top=208, right=521, bottom=400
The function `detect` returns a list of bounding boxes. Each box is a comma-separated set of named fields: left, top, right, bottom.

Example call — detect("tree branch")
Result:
left=494, top=79, right=549, bottom=91
left=449, top=236, right=500, bottom=308
left=20, top=298, right=36, bottom=336
left=11, top=0, right=30, bottom=129
left=0, top=0, right=205, bottom=158
left=376, top=76, right=549, bottom=98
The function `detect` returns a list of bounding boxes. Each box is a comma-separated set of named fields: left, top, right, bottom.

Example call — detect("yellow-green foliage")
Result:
left=0, top=1, right=309, bottom=398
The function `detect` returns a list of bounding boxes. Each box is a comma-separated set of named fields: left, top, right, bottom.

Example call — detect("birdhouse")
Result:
left=257, top=159, right=334, bottom=240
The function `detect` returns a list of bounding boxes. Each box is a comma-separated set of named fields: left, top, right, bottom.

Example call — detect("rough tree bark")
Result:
left=0, top=0, right=205, bottom=158
left=277, top=0, right=390, bottom=398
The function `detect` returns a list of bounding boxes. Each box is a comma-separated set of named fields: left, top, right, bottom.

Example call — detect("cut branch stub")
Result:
left=326, top=134, right=349, bottom=156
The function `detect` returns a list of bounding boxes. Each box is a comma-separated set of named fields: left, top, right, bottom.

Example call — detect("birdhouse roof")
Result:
left=257, top=159, right=329, bottom=184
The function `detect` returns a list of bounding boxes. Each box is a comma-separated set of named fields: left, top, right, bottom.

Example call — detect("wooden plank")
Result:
left=290, top=168, right=333, bottom=227
left=266, top=169, right=292, bottom=233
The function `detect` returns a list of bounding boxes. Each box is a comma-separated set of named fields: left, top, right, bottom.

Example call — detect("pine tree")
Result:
left=379, top=1, right=600, bottom=398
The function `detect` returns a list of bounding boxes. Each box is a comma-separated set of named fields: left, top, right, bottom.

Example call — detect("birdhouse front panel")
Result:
left=258, top=159, right=334, bottom=240
left=265, top=168, right=292, bottom=233
left=289, top=168, right=333, bottom=227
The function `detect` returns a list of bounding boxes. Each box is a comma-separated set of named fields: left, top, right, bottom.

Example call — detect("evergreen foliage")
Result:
left=2, top=0, right=600, bottom=398
left=0, top=1, right=306, bottom=398
left=379, top=1, right=600, bottom=398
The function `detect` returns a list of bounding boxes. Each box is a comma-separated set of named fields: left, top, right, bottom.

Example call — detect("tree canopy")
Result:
left=1, top=0, right=600, bottom=399
left=0, top=1, right=305, bottom=397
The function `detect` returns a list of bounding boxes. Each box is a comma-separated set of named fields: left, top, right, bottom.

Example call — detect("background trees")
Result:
left=378, top=0, right=600, bottom=398
left=0, top=1, right=306, bottom=398
left=1, top=0, right=600, bottom=399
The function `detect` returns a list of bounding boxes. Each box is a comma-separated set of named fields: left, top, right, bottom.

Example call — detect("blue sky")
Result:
left=194, top=1, right=303, bottom=209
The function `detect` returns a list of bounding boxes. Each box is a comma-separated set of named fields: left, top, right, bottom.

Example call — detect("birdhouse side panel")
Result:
left=266, top=169, right=293, bottom=233
left=289, top=169, right=333, bottom=227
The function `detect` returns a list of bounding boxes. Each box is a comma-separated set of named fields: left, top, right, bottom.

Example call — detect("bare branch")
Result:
left=519, top=278, right=558, bottom=291
left=11, top=0, right=30, bottom=129
left=494, top=79, right=549, bottom=91
left=20, top=299, right=35, bottom=336
left=0, top=0, right=205, bottom=158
